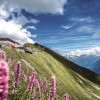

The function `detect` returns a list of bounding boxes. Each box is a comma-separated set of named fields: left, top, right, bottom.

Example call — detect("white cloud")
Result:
left=30, top=19, right=39, bottom=24
left=66, top=47, right=100, bottom=57
left=70, top=17, right=94, bottom=23
left=0, top=18, right=36, bottom=44
left=12, top=16, right=28, bottom=26
left=0, top=0, right=67, bottom=15
left=62, top=25, right=72, bottom=29
left=77, top=25, right=94, bottom=32
left=0, top=2, right=39, bottom=44
left=76, top=25, right=100, bottom=39
left=0, top=4, right=9, bottom=18
left=26, top=26, right=37, bottom=30
left=11, top=15, right=39, bottom=26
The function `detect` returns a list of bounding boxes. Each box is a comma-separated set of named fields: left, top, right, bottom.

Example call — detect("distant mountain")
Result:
left=65, top=54, right=100, bottom=74
left=92, top=59, right=100, bottom=74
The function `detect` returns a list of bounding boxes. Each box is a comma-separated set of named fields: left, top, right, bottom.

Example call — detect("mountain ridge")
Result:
left=32, top=43, right=100, bottom=84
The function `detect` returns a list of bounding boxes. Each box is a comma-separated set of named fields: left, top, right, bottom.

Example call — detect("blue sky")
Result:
left=0, top=0, right=100, bottom=55
left=26, top=0, right=100, bottom=54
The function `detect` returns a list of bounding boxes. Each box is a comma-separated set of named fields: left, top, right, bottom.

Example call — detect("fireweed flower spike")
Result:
left=43, top=79, right=47, bottom=94
left=49, top=76, right=56, bottom=100
left=39, top=77, right=43, bottom=89
left=0, top=60, right=9, bottom=100
left=34, top=79, right=41, bottom=95
left=15, top=61, right=21, bottom=86
left=27, top=71, right=36, bottom=93
left=64, top=93, right=69, bottom=100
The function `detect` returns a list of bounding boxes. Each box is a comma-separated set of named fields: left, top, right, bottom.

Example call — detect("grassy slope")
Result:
left=5, top=43, right=100, bottom=100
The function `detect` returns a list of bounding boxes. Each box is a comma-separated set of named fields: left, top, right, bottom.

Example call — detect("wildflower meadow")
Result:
left=0, top=50, right=69, bottom=100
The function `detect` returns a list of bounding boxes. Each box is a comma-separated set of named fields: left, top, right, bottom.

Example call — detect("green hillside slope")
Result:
left=5, top=43, right=100, bottom=100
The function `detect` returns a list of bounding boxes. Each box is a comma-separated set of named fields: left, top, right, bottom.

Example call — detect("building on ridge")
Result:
left=0, top=38, right=20, bottom=48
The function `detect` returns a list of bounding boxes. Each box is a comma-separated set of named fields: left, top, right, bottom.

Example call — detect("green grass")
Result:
left=4, top=43, right=100, bottom=100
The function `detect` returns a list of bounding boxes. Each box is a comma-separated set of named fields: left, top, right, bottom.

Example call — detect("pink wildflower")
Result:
left=49, top=76, right=56, bottom=100
left=34, top=79, right=41, bottom=95
left=27, top=71, right=36, bottom=93
left=15, top=61, right=21, bottom=86
left=64, top=93, right=69, bottom=100
left=21, top=70, right=27, bottom=83
left=39, top=77, right=43, bottom=89
left=43, top=79, right=47, bottom=94
left=0, top=60, right=9, bottom=100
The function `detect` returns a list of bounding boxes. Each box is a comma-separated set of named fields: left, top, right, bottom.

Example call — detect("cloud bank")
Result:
left=0, top=18, right=36, bottom=44
left=0, top=0, right=67, bottom=15
left=66, top=47, right=100, bottom=57
left=0, top=7, right=36, bottom=44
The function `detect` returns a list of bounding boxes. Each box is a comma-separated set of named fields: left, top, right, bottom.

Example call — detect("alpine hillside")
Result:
left=4, top=43, right=100, bottom=100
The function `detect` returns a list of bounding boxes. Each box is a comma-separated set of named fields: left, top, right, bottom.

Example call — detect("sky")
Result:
left=0, top=0, right=100, bottom=56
